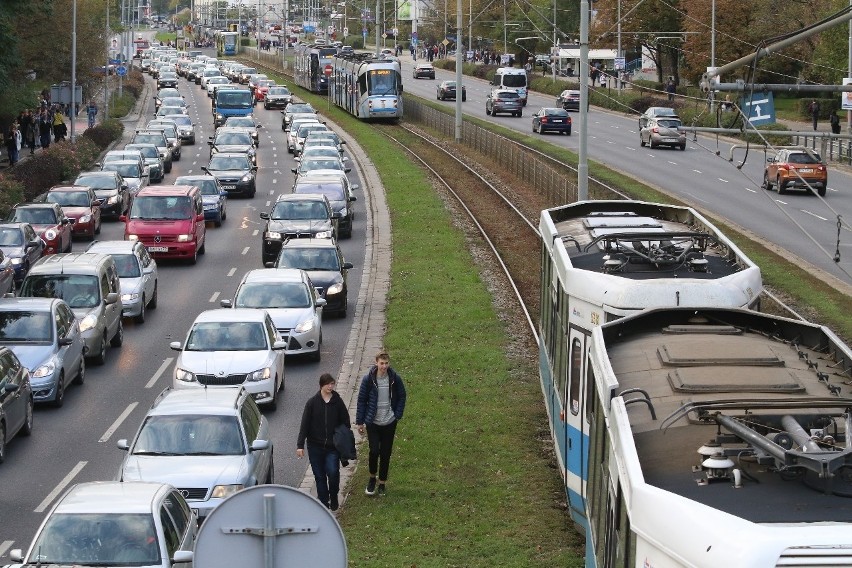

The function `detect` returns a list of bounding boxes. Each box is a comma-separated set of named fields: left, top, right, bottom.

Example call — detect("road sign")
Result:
left=392, top=27, right=398, bottom=36
left=194, top=485, right=347, bottom=567
left=614, top=57, right=625, bottom=70
left=382, top=33, right=387, bottom=39
left=116, top=65, right=127, bottom=76
left=343, top=26, right=349, bottom=36
left=324, top=64, right=333, bottom=77
left=741, top=92, right=776, bottom=126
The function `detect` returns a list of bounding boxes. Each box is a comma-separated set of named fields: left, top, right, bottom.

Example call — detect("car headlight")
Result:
left=294, top=319, right=314, bottom=333
left=265, top=231, right=281, bottom=240
left=327, top=282, right=344, bottom=295
left=44, top=229, right=58, bottom=241
left=79, top=313, right=98, bottom=332
left=241, top=174, right=253, bottom=182
left=211, top=484, right=244, bottom=498
left=177, top=234, right=192, bottom=242
left=79, top=215, right=91, bottom=223
left=160, top=151, right=168, bottom=158
left=175, top=367, right=197, bottom=383
left=107, top=195, right=119, bottom=204
left=10, top=257, right=22, bottom=265
left=121, top=293, right=139, bottom=302
left=247, top=367, right=271, bottom=382
left=32, top=360, right=56, bottom=378
left=314, top=230, right=332, bottom=239
left=215, top=113, right=224, bottom=122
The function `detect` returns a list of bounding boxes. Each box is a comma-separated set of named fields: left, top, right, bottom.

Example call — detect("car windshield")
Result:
left=497, top=92, right=519, bottom=100
left=133, top=414, right=244, bottom=456
left=215, top=132, right=252, bottom=145
left=112, top=254, right=141, bottom=278
left=186, top=321, right=267, bottom=351
left=47, top=191, right=91, bottom=207
left=545, top=109, right=569, bottom=117
left=0, top=310, right=53, bottom=342
left=130, top=196, right=193, bottom=220
left=168, top=116, right=192, bottom=126
left=156, top=107, right=183, bottom=117
left=235, top=282, right=311, bottom=309
left=176, top=177, right=219, bottom=195
left=11, top=208, right=57, bottom=225
left=160, top=98, right=184, bottom=107
left=271, top=200, right=328, bottom=220
left=0, top=228, right=23, bottom=246
left=656, top=119, right=681, bottom=129
left=298, top=126, right=328, bottom=138
left=225, top=118, right=255, bottom=128
left=208, top=156, right=250, bottom=171
left=787, top=152, right=820, bottom=164
left=269, top=87, right=290, bottom=95
left=102, top=163, right=141, bottom=179
left=133, top=134, right=165, bottom=148
left=126, top=145, right=159, bottom=159
left=294, top=183, right=345, bottom=200
left=287, top=104, right=314, bottom=114
left=298, top=160, right=343, bottom=173
left=21, top=275, right=100, bottom=309
left=157, top=89, right=180, bottom=99
left=300, top=148, right=339, bottom=159
left=276, top=247, right=340, bottom=271
left=29, top=513, right=161, bottom=566
left=77, top=174, right=118, bottom=189
left=105, top=153, right=140, bottom=163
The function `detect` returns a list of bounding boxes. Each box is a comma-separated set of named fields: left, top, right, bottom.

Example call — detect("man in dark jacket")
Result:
left=356, top=351, right=407, bottom=497
left=296, top=373, right=351, bottom=511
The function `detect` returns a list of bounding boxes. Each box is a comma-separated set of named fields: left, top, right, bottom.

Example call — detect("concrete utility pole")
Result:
left=455, top=0, right=462, bottom=141
left=578, top=0, right=588, bottom=200
left=71, top=0, right=77, bottom=142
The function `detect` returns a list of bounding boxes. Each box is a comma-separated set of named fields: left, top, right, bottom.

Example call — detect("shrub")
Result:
left=798, top=98, right=838, bottom=119
left=122, top=70, right=146, bottom=99
left=39, top=137, right=101, bottom=182
left=0, top=173, right=26, bottom=217
left=7, top=152, right=63, bottom=200
left=82, top=118, right=123, bottom=149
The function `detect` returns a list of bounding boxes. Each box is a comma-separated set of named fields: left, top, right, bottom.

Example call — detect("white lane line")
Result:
left=693, top=169, right=702, bottom=174
left=145, top=358, right=174, bottom=389
left=0, top=541, right=14, bottom=558
left=606, top=140, right=614, bottom=144
left=625, top=146, right=636, bottom=151
left=718, top=178, right=729, bottom=183
left=744, top=187, right=757, bottom=193
left=99, top=402, right=138, bottom=443
left=269, top=189, right=275, bottom=194
left=775, top=199, right=789, bottom=205
left=35, top=461, right=87, bottom=513
left=265, top=200, right=271, bottom=207
left=252, top=229, right=259, bottom=236
left=241, top=246, right=250, bottom=255
left=801, top=210, right=828, bottom=221
left=227, top=267, right=237, bottom=277
left=667, top=161, right=677, bottom=165
left=209, top=291, right=220, bottom=303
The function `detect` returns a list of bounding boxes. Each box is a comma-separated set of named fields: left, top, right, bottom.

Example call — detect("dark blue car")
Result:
left=0, top=223, right=44, bottom=284
left=173, top=175, right=227, bottom=227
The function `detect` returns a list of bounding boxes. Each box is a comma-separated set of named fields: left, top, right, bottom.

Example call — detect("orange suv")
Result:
left=763, top=148, right=827, bottom=196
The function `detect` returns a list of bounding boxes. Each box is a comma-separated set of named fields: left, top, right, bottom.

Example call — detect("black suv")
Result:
left=260, top=194, right=338, bottom=265
left=271, top=238, right=352, bottom=317
left=292, top=174, right=356, bottom=238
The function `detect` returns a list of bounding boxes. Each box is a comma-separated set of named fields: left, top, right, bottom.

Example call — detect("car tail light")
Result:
left=541, top=117, right=549, bottom=123
left=568, top=117, right=573, bottom=125
left=651, top=127, right=660, bottom=134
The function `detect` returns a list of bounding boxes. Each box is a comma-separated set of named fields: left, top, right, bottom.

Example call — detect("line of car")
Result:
left=2, top=45, right=364, bottom=566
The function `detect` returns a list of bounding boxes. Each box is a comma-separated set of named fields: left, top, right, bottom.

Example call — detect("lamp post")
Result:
left=71, top=0, right=77, bottom=141
left=503, top=22, right=519, bottom=56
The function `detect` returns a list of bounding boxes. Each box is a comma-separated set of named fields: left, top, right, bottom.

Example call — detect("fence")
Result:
left=792, top=134, right=852, bottom=166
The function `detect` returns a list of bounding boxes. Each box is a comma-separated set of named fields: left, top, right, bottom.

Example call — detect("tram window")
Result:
left=358, top=73, right=368, bottom=95
left=585, top=361, right=596, bottom=424
left=569, top=338, right=581, bottom=415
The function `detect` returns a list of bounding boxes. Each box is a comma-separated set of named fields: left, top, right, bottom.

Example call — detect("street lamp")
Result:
left=503, top=22, right=519, bottom=55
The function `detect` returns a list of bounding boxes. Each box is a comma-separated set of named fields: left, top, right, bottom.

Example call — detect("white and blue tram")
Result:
left=328, top=54, right=402, bottom=120
left=585, top=306, right=852, bottom=567
left=294, top=43, right=338, bottom=93
left=538, top=201, right=763, bottom=544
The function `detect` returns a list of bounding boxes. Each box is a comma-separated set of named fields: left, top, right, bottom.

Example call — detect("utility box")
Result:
left=50, top=83, right=83, bottom=106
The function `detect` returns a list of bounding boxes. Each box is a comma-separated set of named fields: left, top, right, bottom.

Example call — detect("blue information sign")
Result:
left=116, top=65, right=127, bottom=77
left=740, top=92, right=775, bottom=126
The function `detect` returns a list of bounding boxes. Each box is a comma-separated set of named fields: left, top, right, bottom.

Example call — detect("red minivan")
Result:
left=121, top=185, right=206, bottom=264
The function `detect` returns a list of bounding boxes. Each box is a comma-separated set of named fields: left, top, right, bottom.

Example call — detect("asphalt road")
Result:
left=0, top=67, right=367, bottom=557
left=399, top=56, right=852, bottom=289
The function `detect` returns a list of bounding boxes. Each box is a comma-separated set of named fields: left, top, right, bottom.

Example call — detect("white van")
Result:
left=491, top=67, right=528, bottom=105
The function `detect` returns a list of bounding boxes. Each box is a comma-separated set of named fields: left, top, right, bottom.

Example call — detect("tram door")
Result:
left=564, top=325, right=588, bottom=516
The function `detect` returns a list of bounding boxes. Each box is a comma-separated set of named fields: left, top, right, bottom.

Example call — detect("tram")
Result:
left=216, top=31, right=239, bottom=56
left=293, top=43, right=338, bottom=94
left=328, top=54, right=403, bottom=120
left=538, top=200, right=763, bottom=537
left=584, top=306, right=852, bottom=567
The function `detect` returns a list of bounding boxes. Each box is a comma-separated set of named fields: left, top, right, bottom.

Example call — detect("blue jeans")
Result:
left=307, top=444, right=340, bottom=507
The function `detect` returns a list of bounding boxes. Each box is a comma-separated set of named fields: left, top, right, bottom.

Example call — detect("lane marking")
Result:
left=693, top=169, right=702, bottom=174
left=35, top=461, right=87, bottom=513
left=209, top=291, right=220, bottom=303
left=265, top=201, right=271, bottom=207
left=718, top=178, right=729, bottom=183
left=227, top=267, right=237, bottom=277
left=145, top=358, right=174, bottom=389
left=626, top=146, right=636, bottom=151
left=241, top=246, right=250, bottom=255
left=252, top=229, right=259, bottom=237
left=667, top=161, right=677, bottom=165
left=775, top=199, right=789, bottom=205
left=744, top=187, right=757, bottom=193
left=801, top=210, right=828, bottom=221
left=99, top=402, right=139, bottom=442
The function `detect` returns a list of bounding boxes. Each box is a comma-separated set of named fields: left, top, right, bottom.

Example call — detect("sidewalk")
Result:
left=0, top=111, right=96, bottom=171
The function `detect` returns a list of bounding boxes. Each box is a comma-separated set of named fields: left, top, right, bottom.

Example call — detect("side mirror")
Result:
left=117, top=439, right=130, bottom=450
left=272, top=340, right=287, bottom=350
left=264, top=261, right=275, bottom=268
left=172, top=551, right=193, bottom=564
left=9, top=550, right=22, bottom=562
left=259, top=212, right=270, bottom=220
left=316, top=298, right=327, bottom=307
left=196, top=213, right=205, bottom=221
left=119, top=215, right=127, bottom=222
left=342, top=261, right=353, bottom=269
left=201, top=167, right=209, bottom=173
left=350, top=184, right=360, bottom=191
left=251, top=439, right=270, bottom=451
left=220, top=299, right=232, bottom=308
left=349, top=196, right=357, bottom=202
left=59, top=336, right=73, bottom=346
left=291, top=168, right=297, bottom=174
left=169, top=341, right=182, bottom=351
left=105, top=292, right=119, bottom=305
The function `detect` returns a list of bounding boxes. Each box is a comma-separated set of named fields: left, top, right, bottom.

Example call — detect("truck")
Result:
left=213, top=86, right=254, bottom=127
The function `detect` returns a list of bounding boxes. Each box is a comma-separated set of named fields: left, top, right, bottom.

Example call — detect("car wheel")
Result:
left=762, top=171, right=772, bottom=190
left=777, top=175, right=786, bottom=195
left=679, top=144, right=686, bottom=151
left=267, top=457, right=275, bottom=484
left=818, top=186, right=827, bottom=197
left=0, top=423, right=5, bottom=463
left=92, top=332, right=107, bottom=365
left=462, top=94, right=466, bottom=102
left=188, top=246, right=198, bottom=265
left=52, top=372, right=65, bottom=408
left=199, top=238, right=206, bottom=255
left=149, top=282, right=158, bottom=309
left=95, top=219, right=101, bottom=235
left=640, top=135, right=646, bottom=147
left=221, top=206, right=227, bottom=221
left=518, top=112, right=523, bottom=118
left=111, top=319, right=124, bottom=347
left=21, top=396, right=33, bottom=436
left=267, top=387, right=277, bottom=411
left=486, top=107, right=491, bottom=116
left=135, top=295, right=146, bottom=323
left=74, top=356, right=85, bottom=385
left=214, top=213, right=222, bottom=228
left=649, top=139, right=658, bottom=149
left=567, top=129, right=572, bottom=136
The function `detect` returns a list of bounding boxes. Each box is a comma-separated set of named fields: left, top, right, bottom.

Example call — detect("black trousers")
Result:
left=366, top=420, right=398, bottom=481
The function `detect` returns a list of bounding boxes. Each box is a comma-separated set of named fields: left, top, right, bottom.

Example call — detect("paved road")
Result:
left=398, top=54, right=852, bottom=290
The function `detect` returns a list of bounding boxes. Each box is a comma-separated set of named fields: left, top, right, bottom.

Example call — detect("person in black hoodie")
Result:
left=297, top=373, right=351, bottom=511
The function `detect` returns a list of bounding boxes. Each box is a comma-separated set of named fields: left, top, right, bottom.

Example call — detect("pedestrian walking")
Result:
left=666, top=78, right=676, bottom=101
left=830, top=110, right=841, bottom=134
left=356, top=351, right=407, bottom=497
left=38, top=110, right=52, bottom=149
left=296, top=373, right=351, bottom=511
left=808, top=99, right=821, bottom=131
left=5, top=122, right=21, bottom=165
left=86, top=100, right=98, bottom=129
left=52, top=110, right=67, bottom=142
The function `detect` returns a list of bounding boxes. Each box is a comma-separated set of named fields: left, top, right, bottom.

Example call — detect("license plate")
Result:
left=552, top=119, right=563, bottom=123
left=799, top=168, right=813, bottom=173
left=222, top=185, right=236, bottom=190
left=147, top=246, right=168, bottom=253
